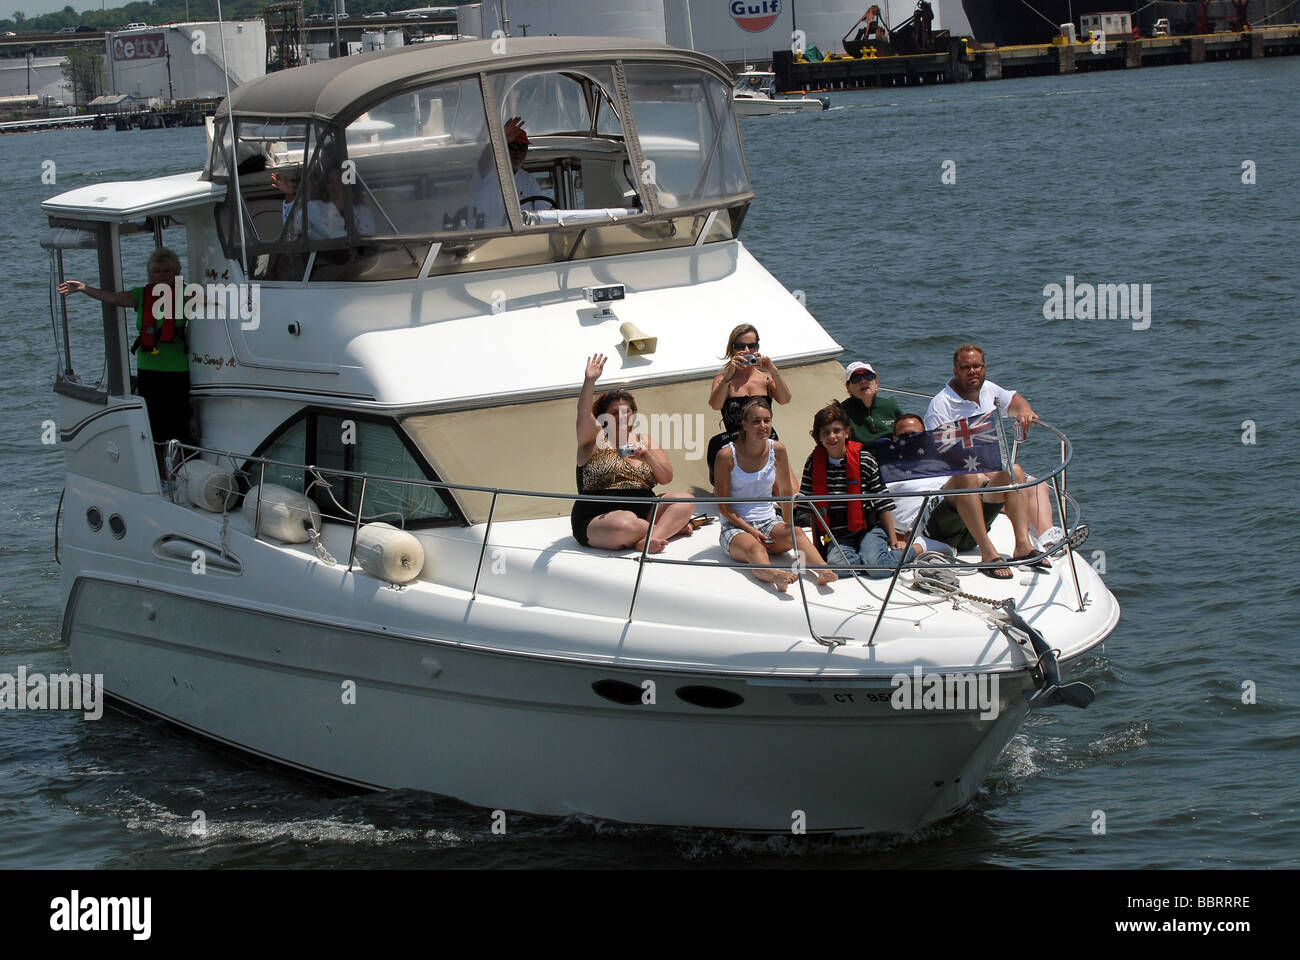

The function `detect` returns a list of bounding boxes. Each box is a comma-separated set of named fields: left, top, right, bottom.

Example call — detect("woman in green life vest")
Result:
left=59, top=247, right=192, bottom=472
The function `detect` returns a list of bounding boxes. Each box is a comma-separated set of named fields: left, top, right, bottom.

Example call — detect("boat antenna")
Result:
left=215, top=0, right=250, bottom=282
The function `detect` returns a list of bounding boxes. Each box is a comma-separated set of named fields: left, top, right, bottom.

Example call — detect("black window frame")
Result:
left=244, top=407, right=466, bottom=529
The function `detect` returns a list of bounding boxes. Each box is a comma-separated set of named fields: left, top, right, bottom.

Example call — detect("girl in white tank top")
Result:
left=713, top=399, right=835, bottom=591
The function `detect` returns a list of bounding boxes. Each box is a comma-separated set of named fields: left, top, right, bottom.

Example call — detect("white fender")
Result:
left=242, top=484, right=321, bottom=543
left=177, top=459, right=237, bottom=513
left=354, top=522, right=425, bottom=584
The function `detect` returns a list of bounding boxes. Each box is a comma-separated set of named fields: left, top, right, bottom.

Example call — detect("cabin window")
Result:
left=623, top=65, right=751, bottom=211
left=345, top=77, right=505, bottom=236
left=488, top=67, right=632, bottom=216
left=251, top=411, right=458, bottom=527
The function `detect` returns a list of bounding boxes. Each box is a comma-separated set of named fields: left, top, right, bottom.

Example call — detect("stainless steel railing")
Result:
left=163, top=416, right=1087, bottom=650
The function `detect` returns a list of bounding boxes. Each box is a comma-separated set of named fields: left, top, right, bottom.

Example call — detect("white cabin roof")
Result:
left=42, top=171, right=224, bottom=223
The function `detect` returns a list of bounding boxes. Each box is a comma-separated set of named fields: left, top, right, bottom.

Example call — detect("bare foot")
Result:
left=815, top=567, right=838, bottom=586
left=772, top=569, right=797, bottom=592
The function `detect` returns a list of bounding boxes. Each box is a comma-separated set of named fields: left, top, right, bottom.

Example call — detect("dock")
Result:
left=774, top=25, right=1300, bottom=91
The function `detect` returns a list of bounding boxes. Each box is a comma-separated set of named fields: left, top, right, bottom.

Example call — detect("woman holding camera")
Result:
left=572, top=353, right=695, bottom=553
left=706, top=324, right=792, bottom=485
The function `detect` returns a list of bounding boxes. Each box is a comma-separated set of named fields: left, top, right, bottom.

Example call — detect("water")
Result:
left=2, top=58, right=1297, bottom=868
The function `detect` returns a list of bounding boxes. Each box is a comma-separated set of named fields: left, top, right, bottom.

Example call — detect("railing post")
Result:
left=1051, top=474, right=1086, bottom=613
left=866, top=495, right=929, bottom=646
left=625, top=498, right=661, bottom=624
left=253, top=460, right=266, bottom=541
left=471, top=490, right=500, bottom=601
left=347, top=475, right=368, bottom=571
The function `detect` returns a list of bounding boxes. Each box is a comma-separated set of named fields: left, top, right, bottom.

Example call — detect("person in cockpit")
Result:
left=270, top=150, right=375, bottom=239
left=466, top=116, right=550, bottom=229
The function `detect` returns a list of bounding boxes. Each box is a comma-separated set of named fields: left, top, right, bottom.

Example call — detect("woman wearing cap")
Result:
left=572, top=353, right=695, bottom=553
left=705, top=323, right=792, bottom=485
left=841, top=361, right=904, bottom=447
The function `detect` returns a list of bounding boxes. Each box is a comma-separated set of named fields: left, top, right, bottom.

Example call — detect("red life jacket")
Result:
left=812, top=441, right=865, bottom=534
left=140, top=283, right=178, bottom=351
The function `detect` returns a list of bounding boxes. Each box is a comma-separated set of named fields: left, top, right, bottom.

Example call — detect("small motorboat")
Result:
left=732, top=69, right=828, bottom=115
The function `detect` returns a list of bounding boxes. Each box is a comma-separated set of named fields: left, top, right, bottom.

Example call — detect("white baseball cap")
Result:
left=845, top=361, right=877, bottom=381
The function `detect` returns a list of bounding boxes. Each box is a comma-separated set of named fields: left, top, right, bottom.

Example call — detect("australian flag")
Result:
left=874, top=412, right=1008, bottom=483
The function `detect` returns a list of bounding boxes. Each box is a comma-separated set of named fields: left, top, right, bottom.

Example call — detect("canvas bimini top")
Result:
left=204, top=36, right=755, bottom=283
left=215, top=36, right=738, bottom=123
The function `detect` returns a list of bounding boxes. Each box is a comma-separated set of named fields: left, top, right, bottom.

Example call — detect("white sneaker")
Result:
left=1039, top=525, right=1065, bottom=550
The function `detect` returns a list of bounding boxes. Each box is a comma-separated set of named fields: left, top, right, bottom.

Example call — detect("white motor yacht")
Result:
left=46, top=37, right=1117, bottom=835
left=732, top=69, right=829, bottom=115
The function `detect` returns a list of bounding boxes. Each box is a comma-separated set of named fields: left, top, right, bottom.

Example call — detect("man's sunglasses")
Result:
left=733, top=341, right=760, bottom=351
left=849, top=371, right=876, bottom=384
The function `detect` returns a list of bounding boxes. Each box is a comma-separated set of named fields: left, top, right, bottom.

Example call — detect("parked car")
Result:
left=1152, top=18, right=1170, bottom=37
left=75, top=25, right=97, bottom=32
left=2, top=31, right=17, bottom=37
left=363, top=11, right=389, bottom=19
left=405, top=12, right=425, bottom=19
left=56, top=26, right=78, bottom=34
left=122, top=22, right=150, bottom=31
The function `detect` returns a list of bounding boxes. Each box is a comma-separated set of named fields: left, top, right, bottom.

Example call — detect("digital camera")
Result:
left=617, top=444, right=636, bottom=458
left=743, top=354, right=759, bottom=365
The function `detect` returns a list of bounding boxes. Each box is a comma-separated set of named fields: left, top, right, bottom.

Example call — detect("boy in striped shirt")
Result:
left=797, top=403, right=922, bottom=576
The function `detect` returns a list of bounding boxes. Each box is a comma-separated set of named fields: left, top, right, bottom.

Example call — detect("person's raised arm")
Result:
left=57, top=280, right=134, bottom=308
left=576, top=353, right=605, bottom=457
left=758, top=355, right=791, bottom=404
left=708, top=354, right=743, bottom=411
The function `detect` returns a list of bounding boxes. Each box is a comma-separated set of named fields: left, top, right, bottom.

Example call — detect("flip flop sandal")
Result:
left=979, top=556, right=1015, bottom=580
left=1012, top=550, right=1052, bottom=570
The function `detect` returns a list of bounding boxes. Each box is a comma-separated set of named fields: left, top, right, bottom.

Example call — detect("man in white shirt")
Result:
left=925, top=343, right=1059, bottom=547
left=468, top=116, right=548, bottom=229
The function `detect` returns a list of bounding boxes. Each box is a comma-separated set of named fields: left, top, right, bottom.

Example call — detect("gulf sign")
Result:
left=112, top=31, right=166, bottom=62
left=730, top=0, right=781, bottom=33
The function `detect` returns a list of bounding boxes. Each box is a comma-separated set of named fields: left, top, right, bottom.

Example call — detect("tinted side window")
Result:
left=253, top=412, right=457, bottom=527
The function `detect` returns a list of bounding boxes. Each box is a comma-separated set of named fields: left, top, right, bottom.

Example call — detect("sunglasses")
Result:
left=733, top=341, right=760, bottom=351
left=848, top=371, right=876, bottom=383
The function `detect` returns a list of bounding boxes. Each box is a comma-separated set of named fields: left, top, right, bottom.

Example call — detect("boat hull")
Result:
left=66, top=575, right=1036, bottom=835
left=733, top=96, right=826, bottom=116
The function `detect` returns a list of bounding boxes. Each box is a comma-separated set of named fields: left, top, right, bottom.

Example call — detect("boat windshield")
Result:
left=733, top=74, right=774, bottom=97
left=209, top=60, right=752, bottom=282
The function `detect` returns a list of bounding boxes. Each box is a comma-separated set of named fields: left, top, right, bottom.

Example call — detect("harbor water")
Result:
left=1, top=56, right=1297, bottom=868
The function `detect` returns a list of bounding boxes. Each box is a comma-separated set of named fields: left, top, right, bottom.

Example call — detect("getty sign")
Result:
left=112, top=31, right=167, bottom=62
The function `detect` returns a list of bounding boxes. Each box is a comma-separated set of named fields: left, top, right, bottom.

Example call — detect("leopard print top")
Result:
left=578, top=446, right=657, bottom=493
